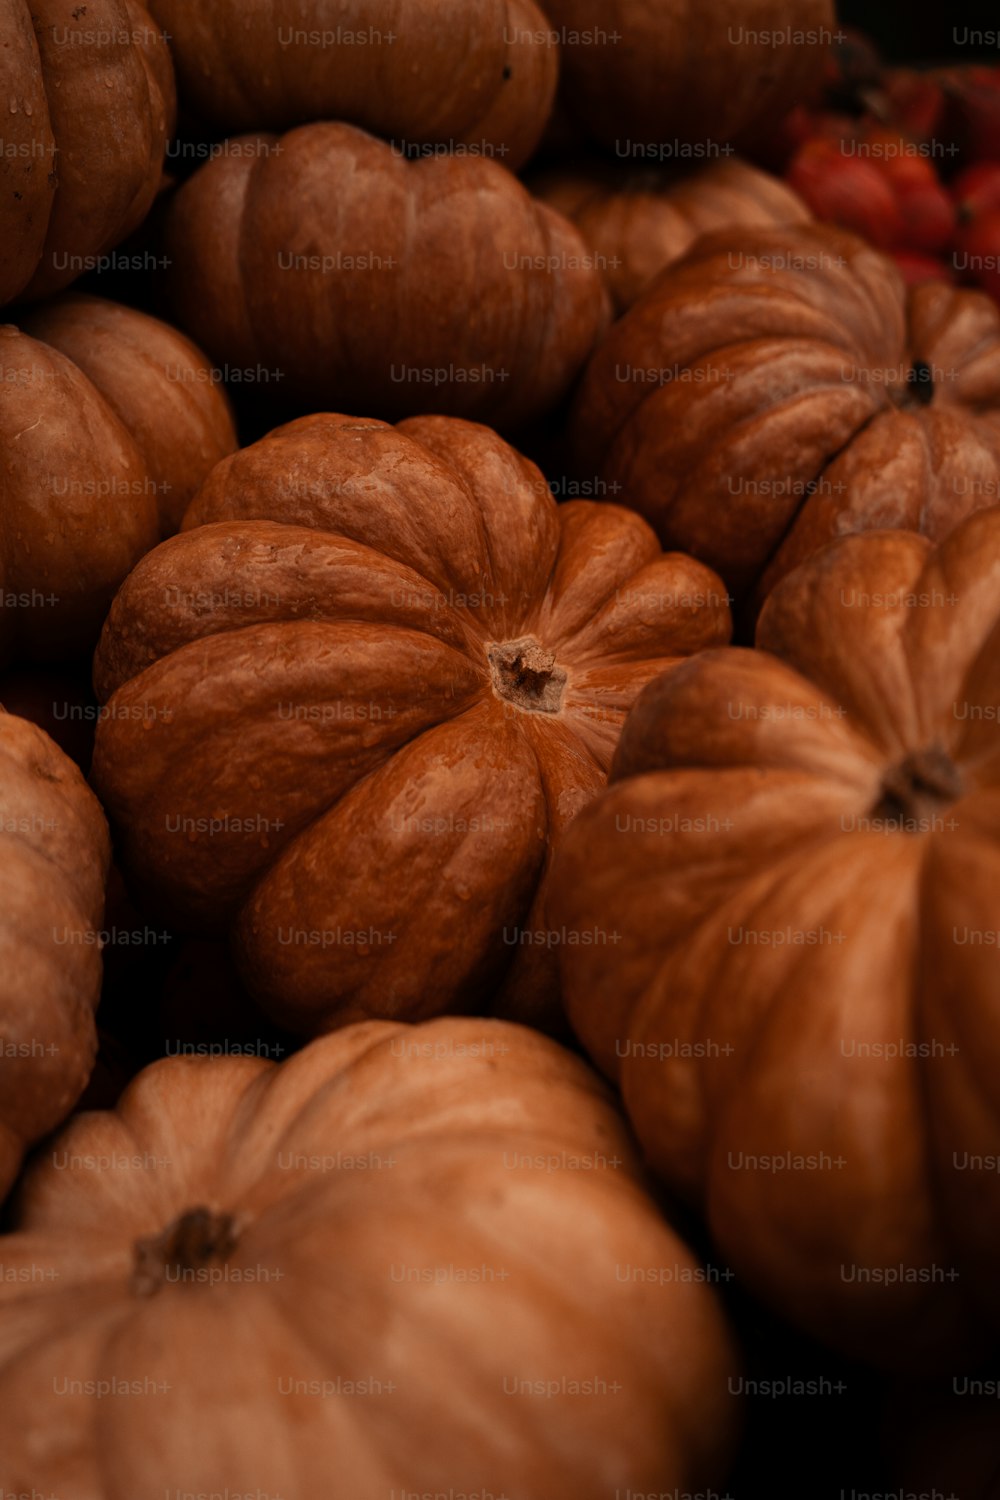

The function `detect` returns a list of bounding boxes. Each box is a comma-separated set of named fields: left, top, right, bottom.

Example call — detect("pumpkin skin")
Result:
left=547, top=511, right=1000, bottom=1366
left=0, top=296, right=237, bottom=663
left=144, top=0, right=556, bottom=170
left=572, top=223, right=1000, bottom=615
left=89, top=412, right=731, bottom=1035
left=162, top=121, right=608, bottom=429
left=0, top=0, right=175, bottom=307
left=0, top=1017, right=739, bottom=1497
left=531, top=157, right=810, bottom=313
left=0, top=709, right=110, bottom=1201
left=540, top=0, right=832, bottom=154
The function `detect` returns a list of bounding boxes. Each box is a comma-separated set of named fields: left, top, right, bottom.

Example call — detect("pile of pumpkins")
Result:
left=1, top=1, right=998, bottom=1495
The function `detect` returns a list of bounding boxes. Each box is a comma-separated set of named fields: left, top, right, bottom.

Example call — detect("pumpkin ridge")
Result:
left=236, top=139, right=281, bottom=371
left=615, top=336, right=883, bottom=492
left=667, top=383, right=885, bottom=597
left=738, top=402, right=903, bottom=617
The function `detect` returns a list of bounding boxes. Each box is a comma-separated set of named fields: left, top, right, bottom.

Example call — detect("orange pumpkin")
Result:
left=1, top=0, right=174, bottom=306
left=144, top=0, right=556, bottom=169
left=90, top=413, right=731, bottom=1035
left=0, top=1017, right=740, bottom=1497
left=532, top=157, right=810, bottom=312
left=548, top=511, right=1000, bottom=1366
left=541, top=0, right=834, bottom=153
left=162, top=122, right=608, bottom=428
left=0, top=295, right=237, bottom=663
left=0, top=709, right=110, bottom=1199
left=572, top=223, right=1000, bottom=616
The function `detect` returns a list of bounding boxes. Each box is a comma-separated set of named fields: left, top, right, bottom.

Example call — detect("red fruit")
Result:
left=953, top=210, right=1000, bottom=301
left=787, top=139, right=903, bottom=249
left=849, top=130, right=956, bottom=253
left=953, top=162, right=1000, bottom=222
left=896, top=184, right=956, bottom=253
left=891, top=250, right=954, bottom=287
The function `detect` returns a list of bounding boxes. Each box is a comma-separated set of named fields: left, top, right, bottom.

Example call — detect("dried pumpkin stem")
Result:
left=131, top=1206, right=238, bottom=1297
left=873, top=743, right=964, bottom=827
left=488, top=636, right=567, bottom=715
left=888, top=359, right=934, bottom=409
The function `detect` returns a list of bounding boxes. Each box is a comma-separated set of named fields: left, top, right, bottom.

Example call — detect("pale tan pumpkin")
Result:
left=0, top=1017, right=739, bottom=1497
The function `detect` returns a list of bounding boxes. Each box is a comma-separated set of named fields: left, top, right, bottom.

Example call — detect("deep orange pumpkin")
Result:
left=162, top=122, right=609, bottom=429
left=572, top=223, right=1000, bottom=616
left=144, top=0, right=556, bottom=169
left=0, top=295, right=236, bottom=663
left=0, top=709, right=110, bottom=1200
left=532, top=157, right=810, bottom=312
left=548, top=510, right=1000, bottom=1366
left=90, top=413, right=731, bottom=1035
left=0, top=0, right=174, bottom=306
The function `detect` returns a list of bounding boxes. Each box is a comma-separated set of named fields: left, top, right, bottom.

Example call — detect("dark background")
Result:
left=839, top=0, right=999, bottom=61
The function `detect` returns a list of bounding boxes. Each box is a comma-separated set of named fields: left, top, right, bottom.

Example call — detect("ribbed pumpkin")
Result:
left=548, top=510, right=1000, bottom=1366
left=572, top=223, right=1000, bottom=616
left=163, top=122, right=608, bottom=429
left=541, top=0, right=833, bottom=153
left=145, top=0, right=556, bottom=169
left=0, top=295, right=236, bottom=663
left=90, top=413, right=731, bottom=1035
left=1, top=0, right=174, bottom=306
left=532, top=157, right=810, bottom=312
left=0, top=708, right=109, bottom=1200
left=0, top=1017, right=739, bottom=1497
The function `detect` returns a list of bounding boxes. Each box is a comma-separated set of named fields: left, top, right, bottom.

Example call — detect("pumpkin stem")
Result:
left=890, top=360, right=934, bottom=409
left=131, top=1206, right=238, bottom=1297
left=488, top=636, right=567, bottom=714
left=872, top=743, right=964, bottom=828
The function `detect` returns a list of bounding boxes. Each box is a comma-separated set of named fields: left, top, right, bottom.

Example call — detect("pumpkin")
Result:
left=547, top=510, right=1000, bottom=1366
left=0, top=295, right=237, bottom=663
left=0, top=0, right=174, bottom=307
left=162, top=121, right=609, bottom=429
left=0, top=708, right=110, bottom=1200
left=144, top=0, right=556, bottom=170
left=531, top=157, right=811, bottom=313
left=571, top=222, right=1000, bottom=616
left=89, top=412, right=731, bottom=1035
left=539, top=0, right=833, bottom=154
left=0, top=1016, right=739, bottom=1496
